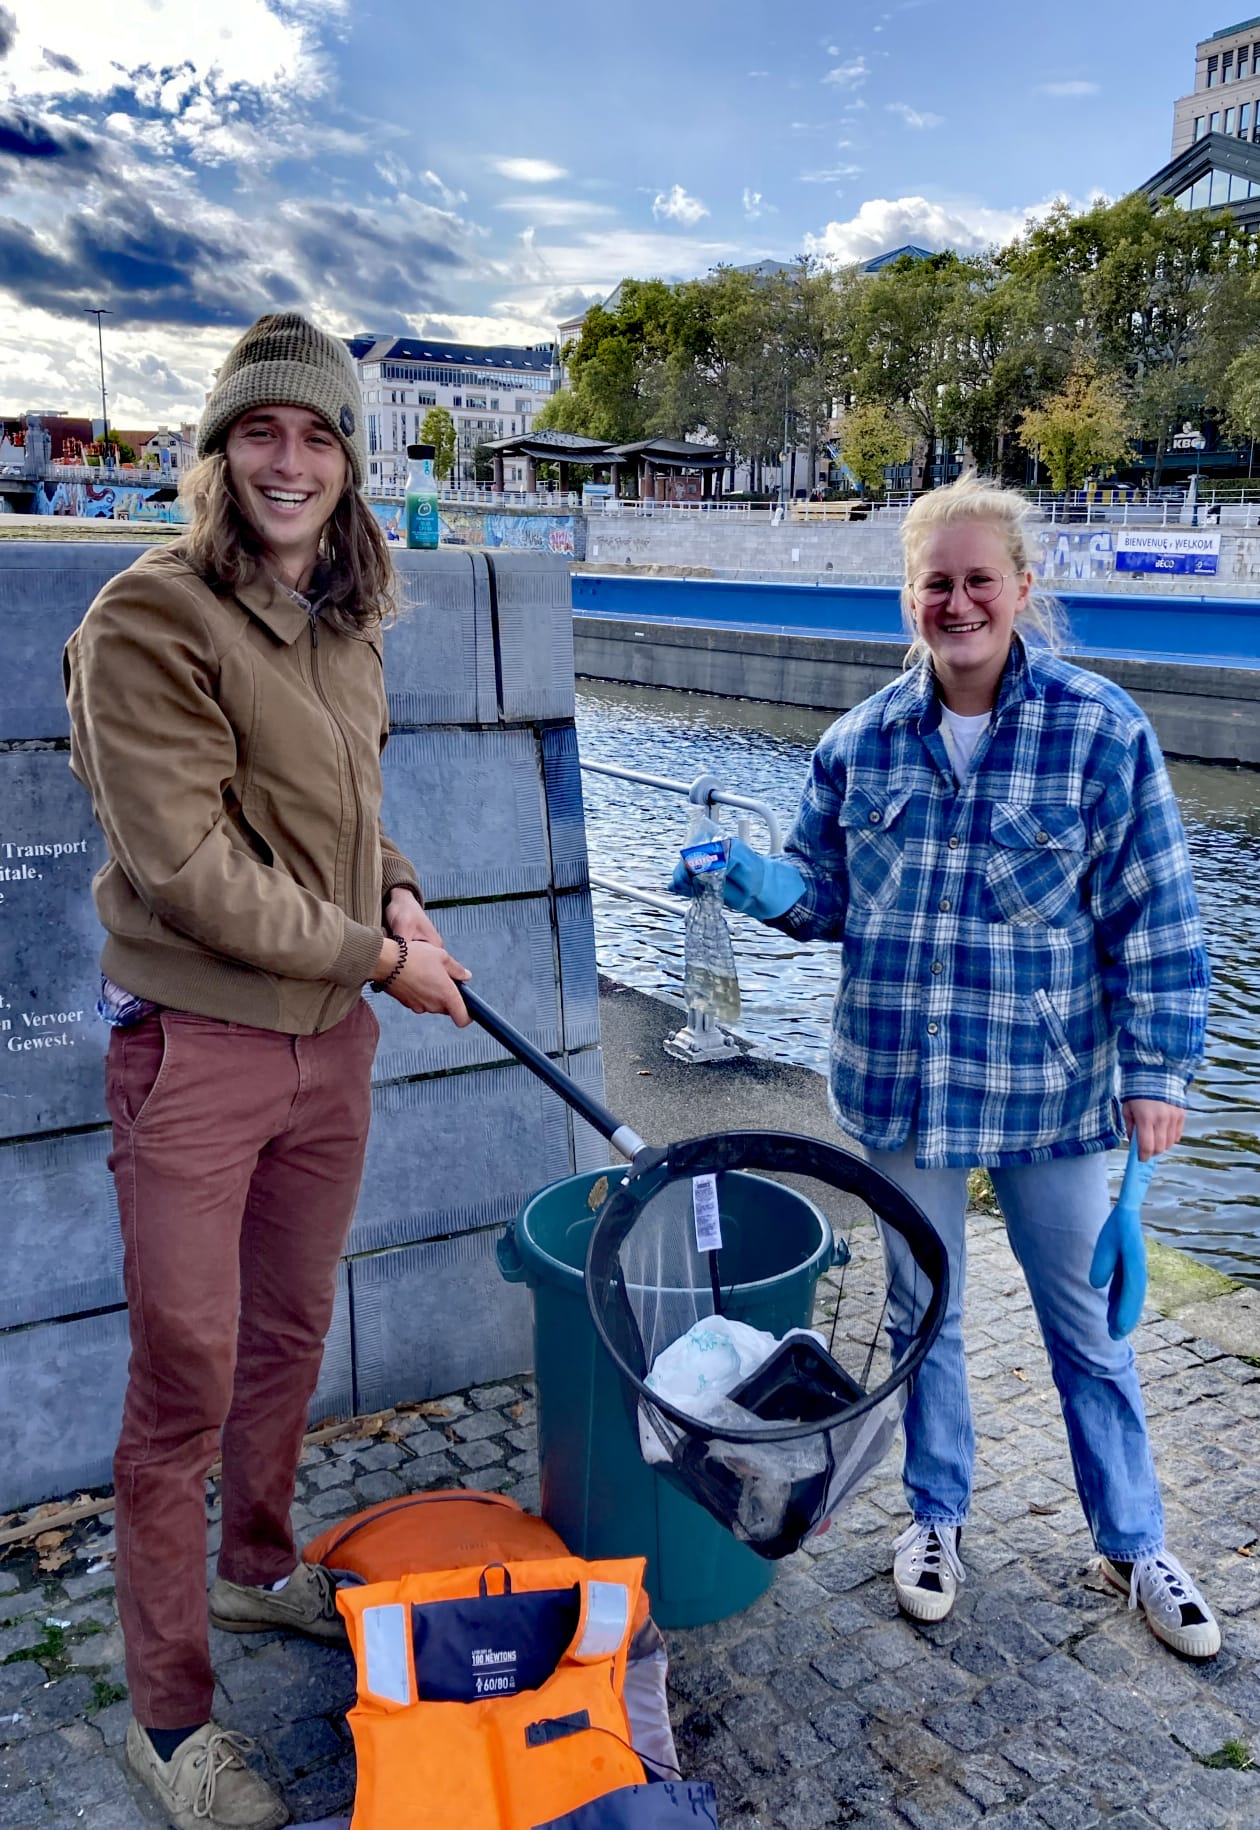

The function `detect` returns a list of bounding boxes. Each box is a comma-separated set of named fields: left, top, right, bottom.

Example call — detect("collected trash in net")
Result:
left=586, top=1132, right=947, bottom=1558
left=461, top=989, right=948, bottom=1563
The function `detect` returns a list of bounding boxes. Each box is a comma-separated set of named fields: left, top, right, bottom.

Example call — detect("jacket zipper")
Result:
left=306, top=608, right=369, bottom=1001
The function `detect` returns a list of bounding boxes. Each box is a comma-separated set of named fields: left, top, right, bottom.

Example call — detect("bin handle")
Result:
left=496, top=1223, right=527, bottom=1284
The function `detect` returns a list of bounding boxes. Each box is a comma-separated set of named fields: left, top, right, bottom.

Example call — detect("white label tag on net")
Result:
left=692, top=1174, right=723, bottom=1254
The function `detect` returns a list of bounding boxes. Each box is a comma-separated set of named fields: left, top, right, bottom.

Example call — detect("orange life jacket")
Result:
left=339, top=1556, right=649, bottom=1830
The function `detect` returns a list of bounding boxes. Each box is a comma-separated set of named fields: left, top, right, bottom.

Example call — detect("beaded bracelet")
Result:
left=370, top=933, right=408, bottom=994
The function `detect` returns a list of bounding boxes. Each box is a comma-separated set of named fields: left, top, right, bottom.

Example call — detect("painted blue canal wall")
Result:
left=571, top=573, right=1260, bottom=670
left=572, top=576, right=1260, bottom=766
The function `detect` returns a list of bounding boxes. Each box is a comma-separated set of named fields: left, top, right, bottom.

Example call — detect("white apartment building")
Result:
left=345, top=335, right=559, bottom=493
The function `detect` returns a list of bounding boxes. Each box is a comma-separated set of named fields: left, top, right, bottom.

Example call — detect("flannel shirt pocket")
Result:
left=983, top=802, right=1087, bottom=927
left=838, top=785, right=914, bottom=918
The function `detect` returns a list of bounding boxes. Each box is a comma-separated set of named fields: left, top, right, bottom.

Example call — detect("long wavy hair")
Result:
left=900, top=472, right=1064, bottom=669
left=177, top=450, right=395, bottom=634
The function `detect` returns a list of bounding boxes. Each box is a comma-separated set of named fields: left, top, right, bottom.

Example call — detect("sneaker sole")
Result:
left=893, top=1580, right=956, bottom=1624
left=1099, top=1559, right=1221, bottom=1660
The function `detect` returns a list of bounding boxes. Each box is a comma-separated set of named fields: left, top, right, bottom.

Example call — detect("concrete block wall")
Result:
left=580, top=509, right=1260, bottom=597
left=0, top=541, right=597, bottom=1509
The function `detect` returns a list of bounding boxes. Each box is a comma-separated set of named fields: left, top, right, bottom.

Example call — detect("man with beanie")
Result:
left=65, top=313, right=471, bottom=1830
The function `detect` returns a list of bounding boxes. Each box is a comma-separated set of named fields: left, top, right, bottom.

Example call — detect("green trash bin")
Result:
left=498, top=1165, right=834, bottom=1629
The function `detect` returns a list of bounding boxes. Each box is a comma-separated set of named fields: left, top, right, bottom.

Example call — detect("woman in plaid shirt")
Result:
left=706, top=474, right=1219, bottom=1659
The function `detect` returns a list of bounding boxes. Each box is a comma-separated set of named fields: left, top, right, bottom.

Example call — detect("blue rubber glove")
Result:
left=1089, top=1134, right=1159, bottom=1340
left=670, top=836, right=805, bottom=921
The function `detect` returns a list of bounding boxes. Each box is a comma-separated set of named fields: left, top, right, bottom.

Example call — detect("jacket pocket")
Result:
left=983, top=802, right=1087, bottom=926
left=1031, top=987, right=1080, bottom=1080
left=838, top=785, right=914, bottom=918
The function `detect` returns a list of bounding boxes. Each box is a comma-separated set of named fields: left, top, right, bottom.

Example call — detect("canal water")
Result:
left=575, top=680, right=1260, bottom=1287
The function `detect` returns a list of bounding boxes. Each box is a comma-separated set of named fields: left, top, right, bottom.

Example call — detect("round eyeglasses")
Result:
left=911, top=569, right=1012, bottom=608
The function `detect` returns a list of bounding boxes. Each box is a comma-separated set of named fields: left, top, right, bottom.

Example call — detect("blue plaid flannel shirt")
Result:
left=772, top=641, right=1210, bottom=1168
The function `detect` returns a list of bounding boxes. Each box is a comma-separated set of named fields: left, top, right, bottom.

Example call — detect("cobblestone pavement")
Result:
left=0, top=1213, right=1256, bottom=1829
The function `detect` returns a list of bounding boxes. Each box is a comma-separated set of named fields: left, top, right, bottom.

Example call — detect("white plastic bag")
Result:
left=638, top=1315, right=776, bottom=1462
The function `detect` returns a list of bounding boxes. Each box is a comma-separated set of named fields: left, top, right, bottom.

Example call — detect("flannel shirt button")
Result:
left=948, top=836, right=960, bottom=848
left=1036, top=830, right=1049, bottom=845
left=939, top=897, right=951, bottom=912
left=926, top=1022, right=939, bottom=1035
left=930, top=960, right=943, bottom=974
left=868, top=810, right=881, bottom=824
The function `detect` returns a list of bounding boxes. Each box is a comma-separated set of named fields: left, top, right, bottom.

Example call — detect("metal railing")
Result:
left=579, top=762, right=784, bottom=1062
left=590, top=498, right=768, bottom=518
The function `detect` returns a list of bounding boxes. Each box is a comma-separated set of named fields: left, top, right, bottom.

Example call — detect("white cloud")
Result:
left=419, top=170, right=468, bottom=209
left=652, top=184, right=708, bottom=225
left=742, top=188, right=777, bottom=220
left=803, top=194, right=1064, bottom=265
left=496, top=196, right=616, bottom=226
left=3, top=0, right=344, bottom=101
left=490, top=156, right=568, bottom=183
left=1035, top=80, right=1100, bottom=98
left=822, top=57, right=868, bottom=88
left=747, top=69, right=770, bottom=77
left=799, top=165, right=864, bottom=184
left=886, top=102, right=944, bottom=129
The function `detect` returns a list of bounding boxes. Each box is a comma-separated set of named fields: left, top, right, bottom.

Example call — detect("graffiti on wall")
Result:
left=1035, top=526, right=1228, bottom=583
left=1035, top=530, right=1117, bottom=583
left=35, top=482, right=186, bottom=523
left=368, top=500, right=576, bottom=555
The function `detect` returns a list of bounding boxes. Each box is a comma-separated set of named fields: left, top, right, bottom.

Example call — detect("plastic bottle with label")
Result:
left=405, top=443, right=440, bottom=549
left=679, top=811, right=741, bottom=1026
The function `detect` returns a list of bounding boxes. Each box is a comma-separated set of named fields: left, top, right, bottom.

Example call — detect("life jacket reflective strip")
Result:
left=339, top=1556, right=649, bottom=1830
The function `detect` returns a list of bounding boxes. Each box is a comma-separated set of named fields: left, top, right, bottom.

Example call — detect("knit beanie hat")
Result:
left=198, top=313, right=367, bottom=488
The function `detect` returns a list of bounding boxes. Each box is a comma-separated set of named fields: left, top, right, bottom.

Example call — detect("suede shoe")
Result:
left=892, top=1520, right=965, bottom=1623
left=126, top=1719, right=288, bottom=1829
left=1100, top=1550, right=1221, bottom=1659
left=209, top=1559, right=346, bottom=1645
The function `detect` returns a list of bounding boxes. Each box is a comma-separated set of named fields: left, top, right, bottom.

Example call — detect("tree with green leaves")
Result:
left=418, top=406, right=457, bottom=480
left=1018, top=366, right=1132, bottom=490
left=836, top=402, right=911, bottom=494
left=847, top=251, right=978, bottom=486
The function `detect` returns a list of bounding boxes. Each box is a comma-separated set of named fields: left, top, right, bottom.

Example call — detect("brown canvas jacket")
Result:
left=64, top=543, right=420, bottom=1034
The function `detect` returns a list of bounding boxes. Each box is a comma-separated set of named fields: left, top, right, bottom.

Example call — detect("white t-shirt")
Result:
left=939, top=705, right=991, bottom=782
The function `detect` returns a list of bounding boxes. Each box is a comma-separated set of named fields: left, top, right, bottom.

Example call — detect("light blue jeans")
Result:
left=871, top=1139, right=1165, bottom=1560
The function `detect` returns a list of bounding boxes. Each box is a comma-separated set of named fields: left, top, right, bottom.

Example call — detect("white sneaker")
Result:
left=893, top=1520, right=965, bottom=1623
left=1100, top=1550, right=1221, bottom=1660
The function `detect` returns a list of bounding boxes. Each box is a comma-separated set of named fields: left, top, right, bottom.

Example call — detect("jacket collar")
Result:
left=233, top=572, right=312, bottom=646
left=880, top=636, right=1043, bottom=734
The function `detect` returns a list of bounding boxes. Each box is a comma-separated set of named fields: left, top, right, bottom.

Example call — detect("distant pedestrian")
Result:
left=678, top=472, right=1220, bottom=1660
left=65, top=313, right=472, bottom=1830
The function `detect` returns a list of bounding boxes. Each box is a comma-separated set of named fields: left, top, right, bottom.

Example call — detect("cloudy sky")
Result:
left=0, top=0, right=1224, bottom=425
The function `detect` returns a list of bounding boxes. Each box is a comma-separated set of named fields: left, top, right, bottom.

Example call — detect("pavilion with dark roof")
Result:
left=485, top=430, right=727, bottom=499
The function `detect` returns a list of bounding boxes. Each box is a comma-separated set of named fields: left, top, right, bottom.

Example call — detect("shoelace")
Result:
left=189, top=1729, right=255, bottom=1820
left=894, top=1520, right=966, bottom=1587
left=1125, top=1552, right=1206, bottom=1621
left=313, top=1566, right=341, bottom=1623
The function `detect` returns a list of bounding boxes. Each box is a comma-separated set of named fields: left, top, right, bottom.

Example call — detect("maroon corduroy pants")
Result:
left=105, top=1000, right=378, bottom=1727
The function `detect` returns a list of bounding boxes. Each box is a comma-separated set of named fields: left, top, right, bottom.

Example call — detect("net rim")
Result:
left=584, top=1129, right=949, bottom=1447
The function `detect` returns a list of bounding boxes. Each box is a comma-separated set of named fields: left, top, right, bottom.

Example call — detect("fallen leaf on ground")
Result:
left=1009, top=1368, right=1029, bottom=1382
left=1236, top=1544, right=1254, bottom=1558
left=1028, top=1503, right=1060, bottom=1516
left=35, top=1530, right=72, bottom=1573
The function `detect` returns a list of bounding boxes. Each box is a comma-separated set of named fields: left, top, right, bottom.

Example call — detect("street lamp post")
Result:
left=84, top=308, right=113, bottom=466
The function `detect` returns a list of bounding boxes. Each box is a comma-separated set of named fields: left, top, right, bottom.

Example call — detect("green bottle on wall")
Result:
left=405, top=443, right=440, bottom=549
